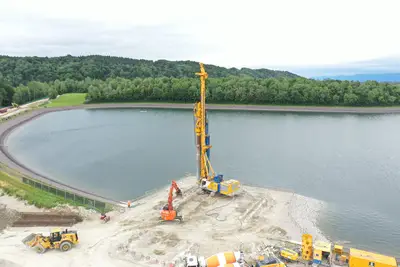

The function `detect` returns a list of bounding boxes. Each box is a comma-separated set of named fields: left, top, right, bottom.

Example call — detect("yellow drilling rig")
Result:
left=193, top=63, right=240, bottom=196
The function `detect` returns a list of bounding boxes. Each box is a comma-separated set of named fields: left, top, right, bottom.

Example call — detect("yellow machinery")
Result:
left=349, top=248, right=397, bottom=267
left=313, top=240, right=332, bottom=265
left=193, top=63, right=240, bottom=196
left=279, top=248, right=299, bottom=262
left=256, top=255, right=286, bottom=267
left=301, top=234, right=313, bottom=261
left=22, top=228, right=79, bottom=253
left=334, top=244, right=344, bottom=256
left=333, top=244, right=349, bottom=264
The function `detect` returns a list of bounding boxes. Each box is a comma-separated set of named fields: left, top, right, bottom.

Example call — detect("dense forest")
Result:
left=1, top=55, right=400, bottom=107
left=0, top=55, right=299, bottom=86
left=6, top=77, right=400, bottom=107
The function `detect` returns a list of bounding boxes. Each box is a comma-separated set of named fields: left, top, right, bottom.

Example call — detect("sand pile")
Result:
left=0, top=203, right=20, bottom=232
left=0, top=176, right=327, bottom=267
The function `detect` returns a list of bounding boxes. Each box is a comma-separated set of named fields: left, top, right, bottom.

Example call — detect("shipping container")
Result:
left=349, top=248, right=397, bottom=267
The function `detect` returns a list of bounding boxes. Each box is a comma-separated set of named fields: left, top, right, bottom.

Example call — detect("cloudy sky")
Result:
left=1, top=0, right=399, bottom=77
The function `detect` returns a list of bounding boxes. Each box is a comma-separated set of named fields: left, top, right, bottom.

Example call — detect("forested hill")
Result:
left=0, top=55, right=300, bottom=86
left=2, top=55, right=400, bottom=108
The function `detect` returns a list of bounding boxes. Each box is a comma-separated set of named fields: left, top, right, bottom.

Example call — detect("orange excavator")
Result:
left=160, top=180, right=183, bottom=222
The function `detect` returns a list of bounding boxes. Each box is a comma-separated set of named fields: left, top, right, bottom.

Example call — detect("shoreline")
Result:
left=54, top=102, right=400, bottom=114
left=1, top=101, right=396, bottom=212
left=0, top=103, right=396, bottom=221
left=0, top=108, right=125, bottom=207
left=0, top=103, right=399, bottom=265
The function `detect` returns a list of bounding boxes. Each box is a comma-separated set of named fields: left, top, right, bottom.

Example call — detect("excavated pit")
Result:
left=11, top=212, right=83, bottom=227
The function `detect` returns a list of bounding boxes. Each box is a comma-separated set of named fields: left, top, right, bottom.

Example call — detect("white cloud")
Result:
left=0, top=0, right=399, bottom=70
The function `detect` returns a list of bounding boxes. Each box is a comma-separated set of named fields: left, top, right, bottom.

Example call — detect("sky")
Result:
left=1, top=0, right=400, bottom=77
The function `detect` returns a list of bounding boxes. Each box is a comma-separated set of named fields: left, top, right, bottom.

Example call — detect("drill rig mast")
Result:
left=194, top=63, right=240, bottom=196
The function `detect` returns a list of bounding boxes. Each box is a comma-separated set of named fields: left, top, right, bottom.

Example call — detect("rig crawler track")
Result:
left=11, top=212, right=82, bottom=227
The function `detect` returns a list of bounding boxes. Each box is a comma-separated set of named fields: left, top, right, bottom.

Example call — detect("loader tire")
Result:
left=59, top=241, right=72, bottom=252
left=34, top=244, right=46, bottom=254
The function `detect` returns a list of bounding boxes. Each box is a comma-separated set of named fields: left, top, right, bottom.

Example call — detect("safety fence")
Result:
left=21, top=176, right=107, bottom=212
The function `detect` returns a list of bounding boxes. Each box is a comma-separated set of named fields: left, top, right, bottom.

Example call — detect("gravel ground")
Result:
left=0, top=201, right=20, bottom=232
left=0, top=177, right=326, bottom=267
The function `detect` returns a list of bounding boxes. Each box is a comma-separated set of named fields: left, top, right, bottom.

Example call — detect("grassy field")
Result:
left=45, top=93, right=87, bottom=107
left=0, top=170, right=80, bottom=209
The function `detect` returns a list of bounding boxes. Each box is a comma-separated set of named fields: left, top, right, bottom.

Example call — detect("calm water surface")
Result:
left=6, top=109, right=400, bottom=256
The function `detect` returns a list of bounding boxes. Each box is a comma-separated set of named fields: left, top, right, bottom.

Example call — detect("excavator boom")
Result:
left=160, top=180, right=183, bottom=222
left=168, top=180, right=182, bottom=211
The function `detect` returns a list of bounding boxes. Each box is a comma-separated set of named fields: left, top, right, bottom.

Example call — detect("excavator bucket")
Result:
left=172, top=180, right=183, bottom=197
left=176, top=189, right=183, bottom=197
left=22, top=233, right=38, bottom=247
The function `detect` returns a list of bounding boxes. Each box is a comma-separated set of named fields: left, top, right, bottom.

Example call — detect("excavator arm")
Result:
left=160, top=180, right=183, bottom=222
left=172, top=181, right=182, bottom=196
left=167, top=181, right=182, bottom=211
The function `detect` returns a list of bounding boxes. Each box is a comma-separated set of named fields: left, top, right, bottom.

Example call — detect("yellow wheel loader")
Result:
left=22, top=228, right=79, bottom=253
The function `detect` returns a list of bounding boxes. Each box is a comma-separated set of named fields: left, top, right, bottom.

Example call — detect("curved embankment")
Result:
left=1, top=102, right=400, bottom=209
left=50, top=102, right=400, bottom=114
left=0, top=107, right=126, bottom=207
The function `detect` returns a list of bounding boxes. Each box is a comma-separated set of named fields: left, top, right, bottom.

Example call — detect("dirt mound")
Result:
left=0, top=204, right=20, bottom=232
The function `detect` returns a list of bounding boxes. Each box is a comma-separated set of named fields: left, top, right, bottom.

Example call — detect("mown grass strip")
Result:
left=45, top=93, right=87, bottom=107
left=0, top=171, right=82, bottom=209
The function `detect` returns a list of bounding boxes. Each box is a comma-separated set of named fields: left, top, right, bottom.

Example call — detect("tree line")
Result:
left=7, top=76, right=400, bottom=106
left=1, top=55, right=400, bottom=107
left=0, top=55, right=299, bottom=86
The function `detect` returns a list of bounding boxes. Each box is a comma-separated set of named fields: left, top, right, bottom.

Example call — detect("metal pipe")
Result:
left=196, top=136, right=201, bottom=182
left=193, top=113, right=200, bottom=181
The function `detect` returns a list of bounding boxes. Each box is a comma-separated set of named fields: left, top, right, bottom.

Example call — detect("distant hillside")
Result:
left=314, top=73, right=400, bottom=82
left=0, top=55, right=300, bottom=86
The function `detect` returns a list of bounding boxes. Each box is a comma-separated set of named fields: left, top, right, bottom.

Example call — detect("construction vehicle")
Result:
left=193, top=63, right=240, bottom=197
left=160, top=180, right=183, bottom=222
left=100, top=213, right=110, bottom=223
left=279, top=248, right=299, bottom=262
left=185, top=251, right=245, bottom=267
left=255, top=255, right=286, bottom=267
left=348, top=248, right=397, bottom=267
left=22, top=228, right=79, bottom=253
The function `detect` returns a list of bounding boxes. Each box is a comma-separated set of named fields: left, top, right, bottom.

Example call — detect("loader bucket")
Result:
left=22, top=233, right=37, bottom=246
